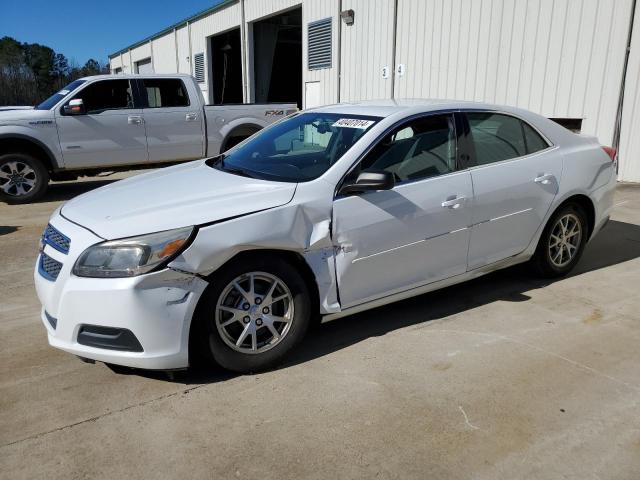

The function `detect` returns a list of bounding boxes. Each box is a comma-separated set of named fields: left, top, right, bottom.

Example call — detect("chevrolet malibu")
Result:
left=35, top=100, right=617, bottom=373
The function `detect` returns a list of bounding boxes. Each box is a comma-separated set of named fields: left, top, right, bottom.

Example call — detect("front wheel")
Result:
left=194, top=255, right=311, bottom=373
left=530, top=202, right=588, bottom=278
left=0, top=153, right=49, bottom=204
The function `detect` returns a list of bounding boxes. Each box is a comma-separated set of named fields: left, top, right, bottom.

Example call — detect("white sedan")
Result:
left=34, top=100, right=617, bottom=373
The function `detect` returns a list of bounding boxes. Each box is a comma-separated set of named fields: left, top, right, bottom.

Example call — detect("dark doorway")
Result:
left=209, top=28, right=243, bottom=104
left=252, top=7, right=302, bottom=108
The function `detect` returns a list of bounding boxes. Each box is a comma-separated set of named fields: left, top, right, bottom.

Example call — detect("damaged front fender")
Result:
left=169, top=189, right=341, bottom=314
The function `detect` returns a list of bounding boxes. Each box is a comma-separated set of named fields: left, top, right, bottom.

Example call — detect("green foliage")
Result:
left=0, top=36, right=109, bottom=106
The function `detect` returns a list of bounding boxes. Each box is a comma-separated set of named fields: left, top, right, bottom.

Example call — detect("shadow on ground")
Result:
left=0, top=226, right=19, bottom=236
left=37, top=178, right=119, bottom=203
left=95, top=219, right=640, bottom=384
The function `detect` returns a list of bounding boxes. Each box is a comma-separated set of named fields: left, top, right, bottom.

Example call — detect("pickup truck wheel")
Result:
left=0, top=153, right=49, bottom=204
left=194, top=256, right=311, bottom=373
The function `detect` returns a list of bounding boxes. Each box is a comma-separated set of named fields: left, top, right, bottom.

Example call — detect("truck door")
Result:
left=56, top=79, right=148, bottom=168
left=138, top=78, right=204, bottom=162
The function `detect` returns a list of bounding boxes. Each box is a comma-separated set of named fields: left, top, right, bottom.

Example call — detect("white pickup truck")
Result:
left=0, top=74, right=296, bottom=203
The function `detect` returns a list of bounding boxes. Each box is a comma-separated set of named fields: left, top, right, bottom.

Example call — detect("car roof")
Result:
left=79, top=73, right=195, bottom=81
left=308, top=98, right=527, bottom=118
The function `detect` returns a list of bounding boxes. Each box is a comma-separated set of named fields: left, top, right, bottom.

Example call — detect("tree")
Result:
left=0, top=36, right=108, bottom=106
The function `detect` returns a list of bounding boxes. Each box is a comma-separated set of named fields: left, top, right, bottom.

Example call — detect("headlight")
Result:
left=73, top=226, right=194, bottom=278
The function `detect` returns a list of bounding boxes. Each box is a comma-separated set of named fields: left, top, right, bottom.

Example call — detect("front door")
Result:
left=333, top=113, right=473, bottom=308
left=139, top=78, right=204, bottom=163
left=464, top=111, right=563, bottom=269
left=56, top=79, right=148, bottom=168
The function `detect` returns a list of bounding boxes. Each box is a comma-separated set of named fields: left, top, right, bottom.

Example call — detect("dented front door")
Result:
left=332, top=171, right=474, bottom=308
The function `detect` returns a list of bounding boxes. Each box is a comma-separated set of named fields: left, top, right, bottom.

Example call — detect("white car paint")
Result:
left=34, top=99, right=617, bottom=369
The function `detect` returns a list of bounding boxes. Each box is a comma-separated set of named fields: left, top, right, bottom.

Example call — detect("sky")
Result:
left=0, top=0, right=224, bottom=65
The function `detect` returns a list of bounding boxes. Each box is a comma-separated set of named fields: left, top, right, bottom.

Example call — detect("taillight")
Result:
left=602, top=146, right=617, bottom=162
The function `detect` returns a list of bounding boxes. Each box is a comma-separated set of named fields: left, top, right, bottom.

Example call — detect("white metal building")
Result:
left=109, top=0, right=640, bottom=183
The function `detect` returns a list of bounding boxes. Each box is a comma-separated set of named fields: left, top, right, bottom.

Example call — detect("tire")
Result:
left=0, top=153, right=49, bottom=204
left=193, top=254, right=312, bottom=373
left=530, top=202, right=588, bottom=278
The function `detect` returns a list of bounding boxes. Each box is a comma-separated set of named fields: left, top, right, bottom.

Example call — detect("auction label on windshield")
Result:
left=332, top=118, right=375, bottom=129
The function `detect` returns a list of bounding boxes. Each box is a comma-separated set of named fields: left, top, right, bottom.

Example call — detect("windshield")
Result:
left=35, top=80, right=86, bottom=110
left=209, top=112, right=381, bottom=182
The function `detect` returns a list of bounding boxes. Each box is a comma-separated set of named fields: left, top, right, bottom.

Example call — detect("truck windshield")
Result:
left=35, top=80, right=86, bottom=110
left=209, top=112, right=381, bottom=182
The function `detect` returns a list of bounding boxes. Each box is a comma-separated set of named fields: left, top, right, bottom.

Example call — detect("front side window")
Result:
left=69, top=80, right=134, bottom=114
left=142, top=79, right=189, bottom=108
left=209, top=113, right=381, bottom=182
left=468, top=112, right=549, bottom=165
left=35, top=79, right=86, bottom=110
left=357, top=114, right=457, bottom=183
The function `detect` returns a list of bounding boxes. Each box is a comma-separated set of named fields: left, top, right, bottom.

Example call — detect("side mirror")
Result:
left=64, top=98, right=86, bottom=115
left=339, top=170, right=395, bottom=196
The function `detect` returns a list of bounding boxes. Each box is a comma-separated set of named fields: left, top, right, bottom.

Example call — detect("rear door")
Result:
left=464, top=111, right=562, bottom=270
left=139, top=78, right=204, bottom=162
left=333, top=113, right=473, bottom=308
left=56, top=79, right=148, bottom=168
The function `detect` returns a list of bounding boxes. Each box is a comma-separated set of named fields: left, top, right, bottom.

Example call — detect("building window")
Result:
left=308, top=18, right=332, bottom=70
left=194, top=53, right=205, bottom=83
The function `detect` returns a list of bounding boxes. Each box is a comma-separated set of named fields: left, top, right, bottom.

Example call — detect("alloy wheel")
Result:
left=215, top=272, right=294, bottom=354
left=548, top=212, right=582, bottom=268
left=0, top=161, right=37, bottom=197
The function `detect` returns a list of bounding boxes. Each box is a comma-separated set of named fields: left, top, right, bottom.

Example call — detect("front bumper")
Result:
left=34, top=213, right=208, bottom=370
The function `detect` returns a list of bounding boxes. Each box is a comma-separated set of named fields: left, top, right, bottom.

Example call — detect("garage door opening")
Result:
left=252, top=7, right=302, bottom=108
left=208, top=28, right=243, bottom=104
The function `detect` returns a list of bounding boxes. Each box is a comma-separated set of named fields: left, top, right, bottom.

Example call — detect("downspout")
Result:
left=240, top=0, right=249, bottom=102
left=390, top=0, right=399, bottom=100
left=188, top=21, right=193, bottom=76
left=612, top=0, right=637, bottom=175
left=174, top=28, right=179, bottom=72
left=337, top=0, right=342, bottom=103
left=150, top=40, right=155, bottom=72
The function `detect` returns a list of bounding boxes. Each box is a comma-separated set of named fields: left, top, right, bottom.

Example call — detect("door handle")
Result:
left=127, top=115, right=143, bottom=125
left=185, top=112, right=198, bottom=122
left=534, top=173, right=554, bottom=185
left=441, top=195, right=466, bottom=209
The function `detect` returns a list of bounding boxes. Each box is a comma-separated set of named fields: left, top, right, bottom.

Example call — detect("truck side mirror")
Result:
left=64, top=98, right=86, bottom=115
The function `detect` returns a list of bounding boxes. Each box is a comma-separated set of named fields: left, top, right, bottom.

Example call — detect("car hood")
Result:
left=61, top=160, right=297, bottom=239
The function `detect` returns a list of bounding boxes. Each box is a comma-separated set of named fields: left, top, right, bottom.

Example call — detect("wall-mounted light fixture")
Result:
left=340, top=9, right=355, bottom=25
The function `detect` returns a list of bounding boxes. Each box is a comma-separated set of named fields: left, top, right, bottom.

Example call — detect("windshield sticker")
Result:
left=58, top=90, right=70, bottom=95
left=332, top=118, right=375, bottom=129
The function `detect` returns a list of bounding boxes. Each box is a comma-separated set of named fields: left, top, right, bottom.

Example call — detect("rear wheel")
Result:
left=0, top=153, right=49, bottom=204
left=530, top=202, right=588, bottom=278
left=194, top=255, right=311, bottom=373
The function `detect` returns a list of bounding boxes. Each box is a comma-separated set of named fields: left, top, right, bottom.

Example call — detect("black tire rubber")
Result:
left=0, top=153, right=49, bottom=204
left=193, top=254, right=312, bottom=373
left=530, top=202, right=588, bottom=278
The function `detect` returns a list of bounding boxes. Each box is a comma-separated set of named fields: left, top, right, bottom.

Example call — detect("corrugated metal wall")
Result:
left=244, top=0, right=300, bottom=22
left=339, top=0, right=395, bottom=102
left=302, top=0, right=339, bottom=108
left=151, top=34, right=176, bottom=73
left=109, top=0, right=639, bottom=182
left=619, top=0, right=640, bottom=183
left=393, top=0, right=632, bottom=155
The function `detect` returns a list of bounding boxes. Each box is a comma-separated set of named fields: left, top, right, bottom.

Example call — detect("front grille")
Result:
left=39, top=253, right=63, bottom=281
left=43, top=224, right=70, bottom=254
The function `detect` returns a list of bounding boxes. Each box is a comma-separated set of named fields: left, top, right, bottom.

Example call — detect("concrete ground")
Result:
left=1, top=174, right=639, bottom=480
